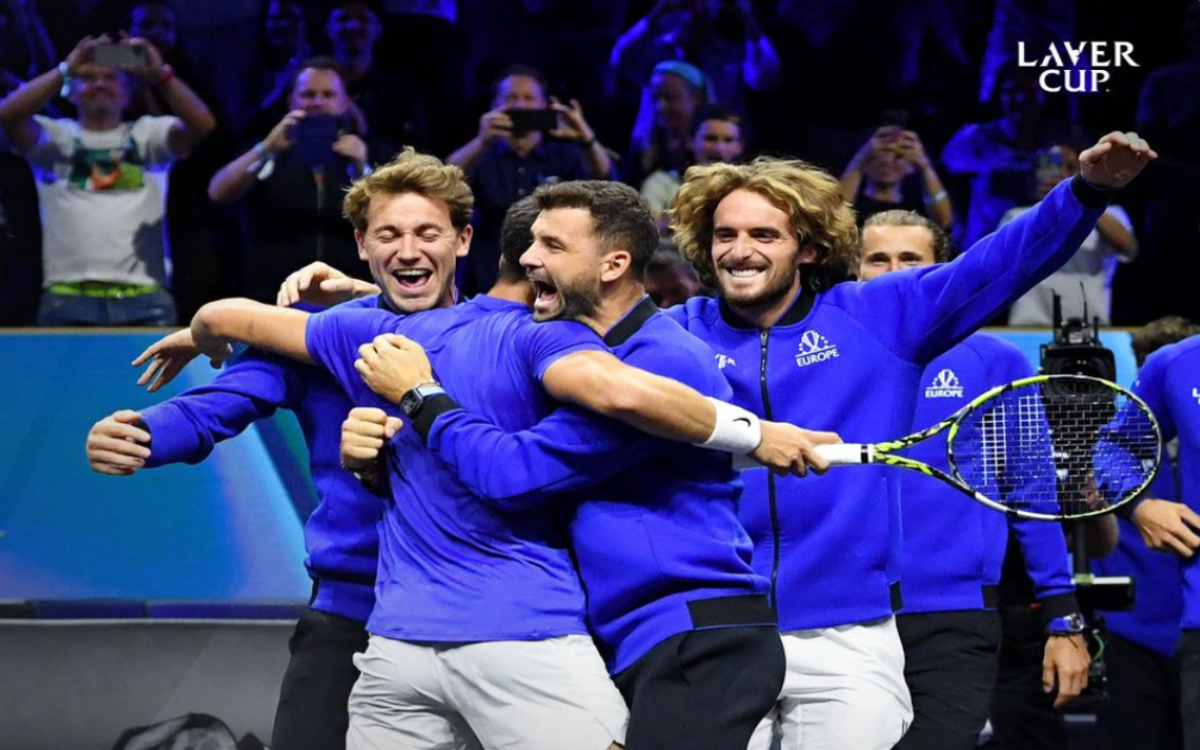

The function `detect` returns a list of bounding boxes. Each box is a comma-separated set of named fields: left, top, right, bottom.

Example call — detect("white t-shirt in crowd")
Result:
left=26, top=115, right=178, bottom=287
left=1002, top=204, right=1135, bottom=325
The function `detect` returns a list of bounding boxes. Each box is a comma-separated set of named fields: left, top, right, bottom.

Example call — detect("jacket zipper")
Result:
left=759, top=328, right=780, bottom=610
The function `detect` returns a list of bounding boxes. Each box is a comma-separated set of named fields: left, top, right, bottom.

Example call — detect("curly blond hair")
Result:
left=343, top=148, right=474, bottom=232
left=669, top=158, right=858, bottom=292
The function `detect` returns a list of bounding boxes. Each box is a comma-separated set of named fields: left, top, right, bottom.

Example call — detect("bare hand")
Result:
left=1078, top=132, right=1156, bottom=189
left=1133, top=498, right=1200, bottom=557
left=119, top=33, right=164, bottom=76
left=549, top=97, right=595, bottom=144
left=752, top=422, right=842, bottom=477
left=277, top=261, right=380, bottom=308
left=1043, top=634, right=1090, bottom=708
left=354, top=334, right=434, bottom=403
left=341, top=406, right=402, bottom=470
left=896, top=130, right=930, bottom=168
left=132, top=328, right=231, bottom=392
left=65, top=34, right=111, bottom=76
left=332, top=133, right=367, bottom=170
left=86, top=409, right=151, bottom=475
left=478, top=109, right=513, bottom=143
left=264, top=109, right=306, bottom=153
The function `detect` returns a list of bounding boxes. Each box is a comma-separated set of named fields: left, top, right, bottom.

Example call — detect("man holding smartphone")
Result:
left=448, top=64, right=615, bottom=296
left=0, top=32, right=215, bottom=326
left=208, top=57, right=374, bottom=304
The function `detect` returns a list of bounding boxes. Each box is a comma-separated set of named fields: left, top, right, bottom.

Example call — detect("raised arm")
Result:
left=124, top=36, right=216, bottom=156
left=870, top=132, right=1155, bottom=364
left=0, top=35, right=105, bottom=153
left=133, top=298, right=314, bottom=391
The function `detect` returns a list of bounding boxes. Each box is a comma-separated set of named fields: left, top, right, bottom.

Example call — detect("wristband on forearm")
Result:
left=700, top=397, right=762, bottom=455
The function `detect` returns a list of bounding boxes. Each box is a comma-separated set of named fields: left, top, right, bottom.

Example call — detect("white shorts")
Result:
left=347, top=634, right=628, bottom=750
left=747, top=617, right=913, bottom=750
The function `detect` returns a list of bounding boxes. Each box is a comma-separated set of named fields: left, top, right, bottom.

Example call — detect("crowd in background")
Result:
left=0, top=0, right=1196, bottom=326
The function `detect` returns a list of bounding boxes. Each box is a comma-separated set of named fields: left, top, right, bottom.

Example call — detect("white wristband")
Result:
left=700, top=397, right=762, bottom=455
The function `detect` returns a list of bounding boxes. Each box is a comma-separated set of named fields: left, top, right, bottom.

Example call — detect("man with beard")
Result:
left=343, top=181, right=822, bottom=750
left=661, top=131, right=1154, bottom=750
left=134, top=170, right=833, bottom=749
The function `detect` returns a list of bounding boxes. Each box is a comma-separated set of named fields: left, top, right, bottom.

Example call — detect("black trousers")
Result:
left=988, top=609, right=1067, bottom=750
left=894, top=610, right=1001, bottom=750
left=270, top=608, right=370, bottom=750
left=1096, top=632, right=1183, bottom=750
left=1182, top=631, right=1200, bottom=750
left=614, top=625, right=785, bottom=750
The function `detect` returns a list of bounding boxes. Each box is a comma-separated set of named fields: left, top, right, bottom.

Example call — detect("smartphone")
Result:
left=506, top=108, right=558, bottom=134
left=92, top=43, right=148, bottom=69
left=879, top=108, right=909, bottom=130
left=290, top=114, right=342, bottom=169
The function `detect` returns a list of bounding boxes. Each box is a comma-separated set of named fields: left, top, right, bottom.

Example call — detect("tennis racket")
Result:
left=813, top=374, right=1162, bottom=521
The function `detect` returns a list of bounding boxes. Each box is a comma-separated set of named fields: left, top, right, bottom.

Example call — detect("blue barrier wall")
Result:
left=0, top=332, right=311, bottom=603
left=0, top=328, right=1135, bottom=606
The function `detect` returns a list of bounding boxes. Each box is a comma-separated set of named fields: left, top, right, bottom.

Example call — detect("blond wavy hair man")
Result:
left=659, top=134, right=1155, bottom=750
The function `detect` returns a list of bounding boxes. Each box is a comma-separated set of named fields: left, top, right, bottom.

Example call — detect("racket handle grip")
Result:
left=814, top=443, right=874, bottom=465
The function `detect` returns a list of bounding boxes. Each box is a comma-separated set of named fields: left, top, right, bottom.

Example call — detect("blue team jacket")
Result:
left=141, top=296, right=384, bottom=622
left=902, top=334, right=1076, bottom=616
left=1122, top=337, right=1200, bottom=634
left=424, top=298, right=771, bottom=674
left=664, top=176, right=1107, bottom=631
left=306, top=296, right=605, bottom=641
left=1093, top=464, right=1185, bottom=656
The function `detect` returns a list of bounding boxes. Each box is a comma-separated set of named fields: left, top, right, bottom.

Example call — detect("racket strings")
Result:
left=951, top=382, right=1158, bottom=518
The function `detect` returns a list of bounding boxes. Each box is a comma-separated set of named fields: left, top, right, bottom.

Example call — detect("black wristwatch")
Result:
left=399, top=382, right=446, bottom=418
left=1046, top=613, right=1087, bottom=636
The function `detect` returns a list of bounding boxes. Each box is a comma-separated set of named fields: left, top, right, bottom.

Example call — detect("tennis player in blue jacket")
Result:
left=856, top=210, right=1084, bottom=750
left=1117, top=333, right=1200, bottom=750
left=663, top=131, right=1154, bottom=750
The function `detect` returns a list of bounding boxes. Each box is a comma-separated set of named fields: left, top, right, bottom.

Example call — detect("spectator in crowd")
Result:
left=640, top=103, right=744, bottom=229
left=121, top=1, right=230, bottom=322
left=644, top=243, right=706, bottom=308
left=0, top=0, right=56, bottom=324
left=373, top=0, right=462, bottom=155
left=611, top=0, right=779, bottom=120
left=0, top=33, right=215, bottom=326
left=1002, top=143, right=1137, bottom=326
left=1090, top=315, right=1197, bottom=750
left=324, top=0, right=423, bottom=152
left=1120, top=2, right=1200, bottom=323
left=208, top=57, right=372, bottom=304
left=626, top=59, right=710, bottom=188
left=841, top=125, right=953, bottom=229
left=447, top=64, right=613, bottom=295
left=942, top=67, right=1085, bottom=247
left=233, top=0, right=313, bottom=140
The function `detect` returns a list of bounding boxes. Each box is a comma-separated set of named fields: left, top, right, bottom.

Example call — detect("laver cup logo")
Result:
left=795, top=331, right=839, bottom=368
left=1018, top=41, right=1138, bottom=93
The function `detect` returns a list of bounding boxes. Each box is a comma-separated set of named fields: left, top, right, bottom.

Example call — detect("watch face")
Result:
left=400, top=390, right=421, bottom=416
